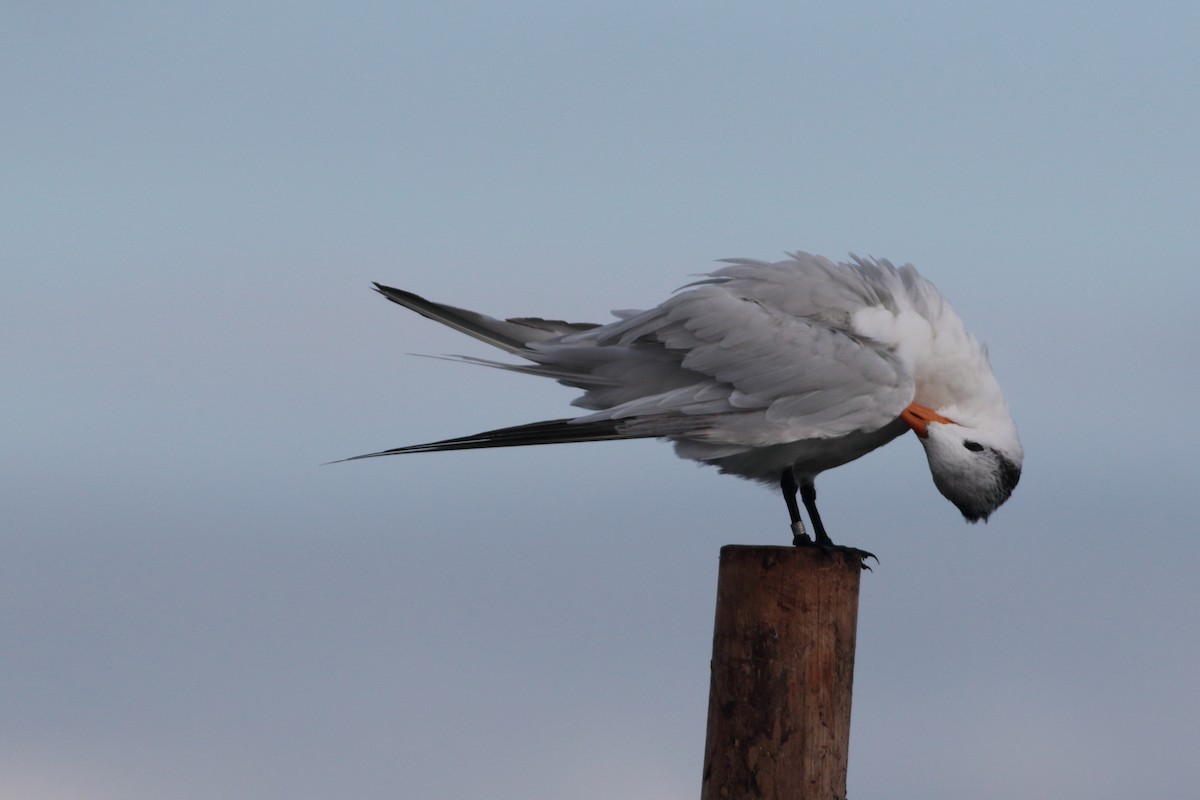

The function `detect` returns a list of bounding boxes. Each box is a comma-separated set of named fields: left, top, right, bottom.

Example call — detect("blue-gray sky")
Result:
left=5, top=2, right=1199, bottom=798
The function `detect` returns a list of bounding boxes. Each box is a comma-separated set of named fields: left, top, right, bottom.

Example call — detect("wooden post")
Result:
left=700, top=545, right=862, bottom=800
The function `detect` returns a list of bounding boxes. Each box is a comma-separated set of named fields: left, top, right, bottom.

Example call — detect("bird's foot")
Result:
left=790, top=521, right=811, bottom=547
left=822, top=542, right=878, bottom=570
left=791, top=534, right=878, bottom=570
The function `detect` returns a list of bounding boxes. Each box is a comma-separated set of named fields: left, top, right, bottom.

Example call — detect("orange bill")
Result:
left=900, top=402, right=955, bottom=438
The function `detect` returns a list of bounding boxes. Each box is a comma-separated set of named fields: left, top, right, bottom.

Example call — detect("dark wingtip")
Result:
left=373, top=282, right=419, bottom=302
left=327, top=418, right=657, bottom=466
left=323, top=448, right=412, bottom=465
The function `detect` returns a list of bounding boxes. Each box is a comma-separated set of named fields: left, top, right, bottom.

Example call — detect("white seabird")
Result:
left=344, top=252, right=1022, bottom=553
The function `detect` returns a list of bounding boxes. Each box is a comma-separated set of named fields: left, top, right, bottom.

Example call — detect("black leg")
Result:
left=779, top=469, right=810, bottom=545
left=800, top=479, right=877, bottom=565
left=781, top=469, right=876, bottom=564
left=799, top=480, right=832, bottom=546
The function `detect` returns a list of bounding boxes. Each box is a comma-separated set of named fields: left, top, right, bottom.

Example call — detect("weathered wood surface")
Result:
left=700, top=545, right=862, bottom=800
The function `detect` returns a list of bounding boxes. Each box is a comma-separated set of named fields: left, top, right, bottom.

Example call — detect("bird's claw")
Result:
left=789, top=532, right=878, bottom=570
left=818, top=542, right=877, bottom=570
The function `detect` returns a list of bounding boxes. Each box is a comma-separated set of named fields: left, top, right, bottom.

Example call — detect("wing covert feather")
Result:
left=575, top=281, right=913, bottom=441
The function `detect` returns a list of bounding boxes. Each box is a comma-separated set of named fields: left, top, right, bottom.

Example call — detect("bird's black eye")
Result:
left=963, top=441, right=984, bottom=452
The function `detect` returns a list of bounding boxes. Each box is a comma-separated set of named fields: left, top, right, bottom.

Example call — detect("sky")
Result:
left=4, top=1, right=1199, bottom=798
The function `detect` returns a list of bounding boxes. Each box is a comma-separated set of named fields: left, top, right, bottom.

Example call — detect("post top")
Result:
left=718, top=543, right=870, bottom=571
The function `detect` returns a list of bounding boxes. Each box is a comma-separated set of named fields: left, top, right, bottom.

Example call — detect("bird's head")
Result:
left=902, top=402, right=1023, bottom=522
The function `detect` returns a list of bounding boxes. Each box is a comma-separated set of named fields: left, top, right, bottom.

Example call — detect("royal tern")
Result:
left=345, top=252, right=1022, bottom=552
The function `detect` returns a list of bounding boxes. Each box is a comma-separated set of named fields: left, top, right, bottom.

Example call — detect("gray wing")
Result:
left=554, top=279, right=914, bottom=446
left=366, top=253, right=916, bottom=454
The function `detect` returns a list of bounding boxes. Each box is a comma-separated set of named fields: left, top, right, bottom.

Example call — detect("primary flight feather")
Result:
left=344, top=252, right=1022, bottom=551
